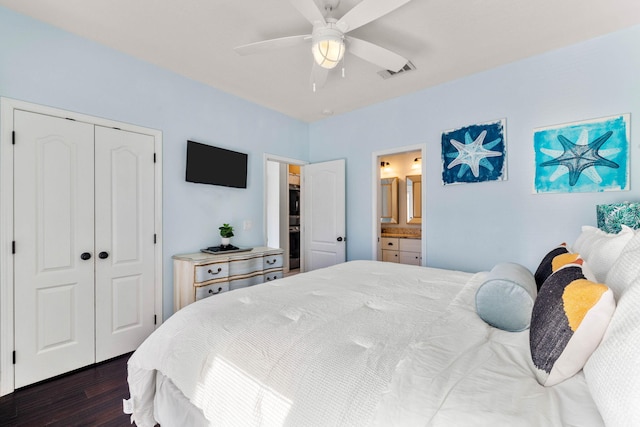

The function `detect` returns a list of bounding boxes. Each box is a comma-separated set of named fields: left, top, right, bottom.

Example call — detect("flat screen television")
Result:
left=185, top=140, right=248, bottom=188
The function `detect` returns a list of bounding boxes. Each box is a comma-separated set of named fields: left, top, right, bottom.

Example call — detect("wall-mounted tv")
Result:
left=185, top=140, right=248, bottom=188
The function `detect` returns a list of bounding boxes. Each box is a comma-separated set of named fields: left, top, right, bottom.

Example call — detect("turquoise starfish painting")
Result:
left=441, top=119, right=507, bottom=185
left=534, top=114, right=630, bottom=193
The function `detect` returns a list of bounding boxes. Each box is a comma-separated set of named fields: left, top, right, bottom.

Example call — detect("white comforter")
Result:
left=127, top=260, right=603, bottom=426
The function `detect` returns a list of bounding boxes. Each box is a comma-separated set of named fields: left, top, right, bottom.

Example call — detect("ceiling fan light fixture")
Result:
left=312, top=28, right=345, bottom=69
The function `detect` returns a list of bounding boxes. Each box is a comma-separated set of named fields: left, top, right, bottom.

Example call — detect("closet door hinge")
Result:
left=154, top=234, right=157, bottom=244
left=154, top=315, right=157, bottom=325
left=12, top=351, right=16, bottom=364
left=12, top=241, right=15, bottom=254
left=12, top=131, right=15, bottom=145
left=153, top=153, right=156, bottom=163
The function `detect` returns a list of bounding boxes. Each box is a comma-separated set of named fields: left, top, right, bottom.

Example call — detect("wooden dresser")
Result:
left=173, top=246, right=284, bottom=311
left=381, top=237, right=422, bottom=265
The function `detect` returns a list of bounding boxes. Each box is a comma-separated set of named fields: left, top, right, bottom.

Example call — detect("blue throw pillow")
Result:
left=475, top=262, right=537, bottom=332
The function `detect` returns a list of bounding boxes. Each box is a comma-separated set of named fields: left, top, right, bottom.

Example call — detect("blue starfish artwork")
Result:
left=442, top=119, right=507, bottom=185
left=534, top=114, right=629, bottom=193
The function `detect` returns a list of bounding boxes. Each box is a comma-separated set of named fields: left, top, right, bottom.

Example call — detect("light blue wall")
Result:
left=309, top=25, right=640, bottom=273
left=0, top=6, right=309, bottom=319
left=2, top=5, right=639, bottom=316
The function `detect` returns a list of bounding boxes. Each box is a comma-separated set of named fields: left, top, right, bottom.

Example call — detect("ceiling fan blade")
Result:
left=310, top=62, right=329, bottom=91
left=346, top=36, right=408, bottom=72
left=289, top=0, right=326, bottom=25
left=336, top=0, right=413, bottom=33
left=234, top=35, right=310, bottom=56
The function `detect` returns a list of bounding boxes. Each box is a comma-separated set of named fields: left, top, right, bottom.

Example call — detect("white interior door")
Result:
left=94, top=126, right=156, bottom=362
left=302, top=159, right=346, bottom=271
left=13, top=111, right=96, bottom=388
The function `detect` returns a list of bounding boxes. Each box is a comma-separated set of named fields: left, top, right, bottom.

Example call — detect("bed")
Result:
left=125, top=226, right=640, bottom=426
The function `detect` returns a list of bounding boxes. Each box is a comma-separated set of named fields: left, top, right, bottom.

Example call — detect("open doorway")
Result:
left=372, top=144, right=426, bottom=265
left=288, top=165, right=301, bottom=274
left=265, top=155, right=306, bottom=276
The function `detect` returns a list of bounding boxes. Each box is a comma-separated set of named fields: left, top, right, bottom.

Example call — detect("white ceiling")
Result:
left=2, top=0, right=639, bottom=122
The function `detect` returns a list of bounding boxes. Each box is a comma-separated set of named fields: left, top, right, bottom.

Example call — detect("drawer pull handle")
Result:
left=266, top=259, right=276, bottom=265
left=387, top=242, right=393, bottom=246
left=266, top=275, right=278, bottom=281
left=209, top=287, right=223, bottom=295
left=208, top=267, right=222, bottom=275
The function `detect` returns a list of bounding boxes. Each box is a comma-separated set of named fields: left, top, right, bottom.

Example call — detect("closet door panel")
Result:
left=13, top=110, right=95, bottom=388
left=94, top=126, right=156, bottom=362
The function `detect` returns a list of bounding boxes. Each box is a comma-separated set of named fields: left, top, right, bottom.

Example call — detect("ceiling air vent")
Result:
left=378, top=61, right=416, bottom=80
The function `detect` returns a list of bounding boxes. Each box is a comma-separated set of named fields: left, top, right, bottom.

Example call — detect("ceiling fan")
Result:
left=234, top=0, right=415, bottom=90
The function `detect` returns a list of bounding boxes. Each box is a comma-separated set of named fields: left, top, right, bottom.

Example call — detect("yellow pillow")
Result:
left=530, top=263, right=615, bottom=386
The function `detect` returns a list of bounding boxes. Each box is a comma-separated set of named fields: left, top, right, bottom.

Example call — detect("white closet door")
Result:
left=302, top=159, right=346, bottom=271
left=94, top=126, right=156, bottom=362
left=13, top=111, right=95, bottom=388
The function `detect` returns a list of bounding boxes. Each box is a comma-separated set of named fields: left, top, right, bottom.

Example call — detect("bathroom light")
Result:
left=380, top=161, right=392, bottom=174
left=312, top=29, right=345, bottom=69
left=412, top=157, right=422, bottom=170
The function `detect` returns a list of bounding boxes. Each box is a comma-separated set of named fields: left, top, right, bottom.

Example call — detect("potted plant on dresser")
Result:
left=219, top=223, right=234, bottom=247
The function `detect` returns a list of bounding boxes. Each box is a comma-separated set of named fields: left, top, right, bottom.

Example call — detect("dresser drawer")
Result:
left=229, top=273, right=264, bottom=291
left=195, top=282, right=230, bottom=300
left=382, top=250, right=399, bottom=262
left=229, top=256, right=263, bottom=277
left=194, top=262, right=229, bottom=283
left=263, top=254, right=283, bottom=270
left=399, top=238, right=421, bottom=253
left=381, top=237, right=399, bottom=250
left=264, top=271, right=284, bottom=282
left=399, top=252, right=421, bottom=265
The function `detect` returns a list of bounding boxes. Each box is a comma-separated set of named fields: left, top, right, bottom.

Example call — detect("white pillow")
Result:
left=572, top=225, right=635, bottom=283
left=583, top=232, right=640, bottom=426
left=572, top=225, right=603, bottom=257
left=605, top=229, right=640, bottom=299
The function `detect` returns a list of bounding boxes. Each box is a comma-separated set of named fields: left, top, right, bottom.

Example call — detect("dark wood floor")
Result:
left=0, top=353, right=133, bottom=426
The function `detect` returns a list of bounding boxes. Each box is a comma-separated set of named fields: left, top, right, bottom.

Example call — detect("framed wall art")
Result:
left=441, top=119, right=507, bottom=185
left=533, top=114, right=630, bottom=194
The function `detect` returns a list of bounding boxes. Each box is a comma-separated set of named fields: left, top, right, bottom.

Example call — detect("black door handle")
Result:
left=337, top=237, right=343, bottom=242
left=99, top=251, right=109, bottom=259
left=80, top=252, right=91, bottom=260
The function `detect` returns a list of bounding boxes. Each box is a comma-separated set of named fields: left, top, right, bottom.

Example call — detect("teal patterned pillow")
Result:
left=596, top=202, right=640, bottom=234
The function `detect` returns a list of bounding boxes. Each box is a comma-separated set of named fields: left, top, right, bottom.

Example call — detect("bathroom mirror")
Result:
left=380, top=177, right=398, bottom=223
left=406, top=175, right=422, bottom=224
